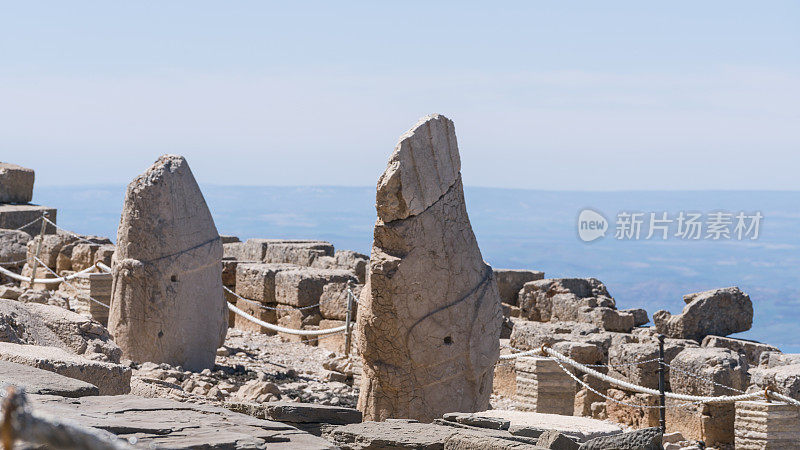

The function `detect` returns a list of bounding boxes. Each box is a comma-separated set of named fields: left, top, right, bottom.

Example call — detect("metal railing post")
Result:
left=344, top=287, right=354, bottom=356
left=658, top=334, right=666, bottom=433
left=28, top=212, right=48, bottom=287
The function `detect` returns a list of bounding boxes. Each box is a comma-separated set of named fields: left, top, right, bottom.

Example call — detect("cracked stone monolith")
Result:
left=108, top=155, right=226, bottom=371
left=356, top=114, right=503, bottom=422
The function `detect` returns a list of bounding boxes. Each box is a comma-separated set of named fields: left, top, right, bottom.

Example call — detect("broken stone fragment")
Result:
left=357, top=114, right=503, bottom=422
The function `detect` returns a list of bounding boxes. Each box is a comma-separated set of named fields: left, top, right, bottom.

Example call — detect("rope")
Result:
left=12, top=216, right=44, bottom=232
left=0, top=259, right=27, bottom=267
left=34, top=257, right=110, bottom=309
left=227, top=301, right=347, bottom=336
left=550, top=355, right=703, bottom=409
left=0, top=262, right=99, bottom=284
left=660, top=361, right=746, bottom=394
left=223, top=286, right=339, bottom=312
left=542, top=346, right=765, bottom=404
left=498, top=344, right=659, bottom=368
left=42, top=217, right=103, bottom=246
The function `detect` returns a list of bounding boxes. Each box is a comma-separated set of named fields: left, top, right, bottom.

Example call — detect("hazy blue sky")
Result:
left=2, top=2, right=798, bottom=190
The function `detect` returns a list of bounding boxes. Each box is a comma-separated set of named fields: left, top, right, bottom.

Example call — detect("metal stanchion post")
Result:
left=344, top=287, right=354, bottom=356
left=28, top=212, right=48, bottom=287
left=658, top=334, right=666, bottom=433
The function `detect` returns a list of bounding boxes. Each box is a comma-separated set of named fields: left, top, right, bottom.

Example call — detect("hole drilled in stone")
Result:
left=171, top=275, right=177, bottom=282
left=443, top=336, right=453, bottom=345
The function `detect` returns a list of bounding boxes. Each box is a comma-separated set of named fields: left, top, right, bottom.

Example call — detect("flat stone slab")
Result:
left=328, top=419, right=546, bottom=449
left=0, top=342, right=130, bottom=395
left=29, top=394, right=336, bottom=449
left=0, top=204, right=57, bottom=235
left=0, top=360, right=99, bottom=397
left=474, top=410, right=622, bottom=443
left=264, top=401, right=362, bottom=424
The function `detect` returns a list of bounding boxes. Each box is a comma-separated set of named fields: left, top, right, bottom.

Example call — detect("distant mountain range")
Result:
left=36, top=185, right=800, bottom=352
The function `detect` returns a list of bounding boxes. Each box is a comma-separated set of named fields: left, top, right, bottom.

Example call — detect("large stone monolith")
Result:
left=357, top=114, right=503, bottom=422
left=108, top=155, right=226, bottom=371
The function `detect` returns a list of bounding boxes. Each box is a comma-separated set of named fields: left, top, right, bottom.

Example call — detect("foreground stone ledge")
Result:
left=0, top=342, right=131, bottom=395
left=0, top=359, right=99, bottom=397
left=27, top=394, right=336, bottom=449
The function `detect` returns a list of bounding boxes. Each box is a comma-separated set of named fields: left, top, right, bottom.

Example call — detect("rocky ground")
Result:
left=130, top=328, right=361, bottom=409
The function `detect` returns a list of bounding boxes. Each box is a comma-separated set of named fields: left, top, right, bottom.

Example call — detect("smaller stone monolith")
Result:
left=108, top=155, right=226, bottom=371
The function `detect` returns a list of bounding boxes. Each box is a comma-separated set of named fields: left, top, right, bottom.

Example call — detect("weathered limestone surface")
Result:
left=357, top=114, right=503, bottom=422
left=0, top=342, right=130, bottom=394
left=327, top=420, right=544, bottom=449
left=0, top=359, right=99, bottom=397
left=0, top=204, right=57, bottom=235
left=494, top=269, right=544, bottom=305
left=0, top=162, right=35, bottom=203
left=580, top=427, right=662, bottom=450
left=760, top=352, right=800, bottom=368
left=701, top=335, right=780, bottom=367
left=518, top=278, right=635, bottom=332
left=0, top=228, right=30, bottom=265
left=28, top=394, right=335, bottom=449
left=750, top=364, right=800, bottom=401
left=61, top=272, right=112, bottom=326
left=514, top=357, right=575, bottom=415
left=474, top=410, right=622, bottom=442
left=236, top=263, right=298, bottom=303
left=109, top=155, right=227, bottom=371
left=735, top=400, right=800, bottom=449
left=0, top=299, right=121, bottom=362
left=26, top=232, right=77, bottom=268
left=654, top=287, right=753, bottom=341
left=608, top=340, right=697, bottom=389
left=666, top=348, right=748, bottom=446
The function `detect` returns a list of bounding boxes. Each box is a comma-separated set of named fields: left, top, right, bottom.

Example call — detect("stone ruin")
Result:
left=356, top=114, right=504, bottom=422
left=108, top=154, right=228, bottom=371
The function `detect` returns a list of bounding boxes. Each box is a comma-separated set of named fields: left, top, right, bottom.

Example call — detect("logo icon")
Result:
left=578, top=209, right=608, bottom=242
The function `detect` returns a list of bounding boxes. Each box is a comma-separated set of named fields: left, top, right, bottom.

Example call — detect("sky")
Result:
left=1, top=2, right=798, bottom=190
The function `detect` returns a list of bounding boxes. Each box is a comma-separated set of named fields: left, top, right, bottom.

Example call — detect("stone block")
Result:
left=316, top=319, right=352, bottom=355
left=0, top=204, right=56, bottom=235
left=0, top=228, right=30, bottom=265
left=493, top=269, right=544, bottom=305
left=760, top=352, right=800, bottom=368
left=0, top=342, right=130, bottom=395
left=654, top=286, right=753, bottom=341
left=63, top=272, right=112, bottom=326
left=666, top=400, right=736, bottom=447
left=235, top=262, right=298, bottom=303
left=750, top=364, right=800, bottom=401
left=0, top=359, right=99, bottom=397
left=701, top=335, right=780, bottom=367
left=620, top=308, right=649, bottom=327
left=735, top=400, right=800, bottom=449
left=319, top=281, right=360, bottom=320
left=233, top=298, right=277, bottom=335
left=275, top=267, right=355, bottom=308
left=604, top=388, right=660, bottom=429
left=0, top=162, right=35, bottom=203
left=514, top=356, right=575, bottom=415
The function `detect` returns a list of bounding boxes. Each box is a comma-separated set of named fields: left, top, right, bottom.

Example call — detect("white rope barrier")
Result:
left=223, top=286, right=338, bottom=312
left=42, top=217, right=104, bottom=246
left=660, top=361, right=746, bottom=394
left=0, top=262, right=98, bottom=284
left=227, top=301, right=347, bottom=336
left=34, top=257, right=110, bottom=309
left=542, top=346, right=765, bottom=404
left=13, top=215, right=44, bottom=232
